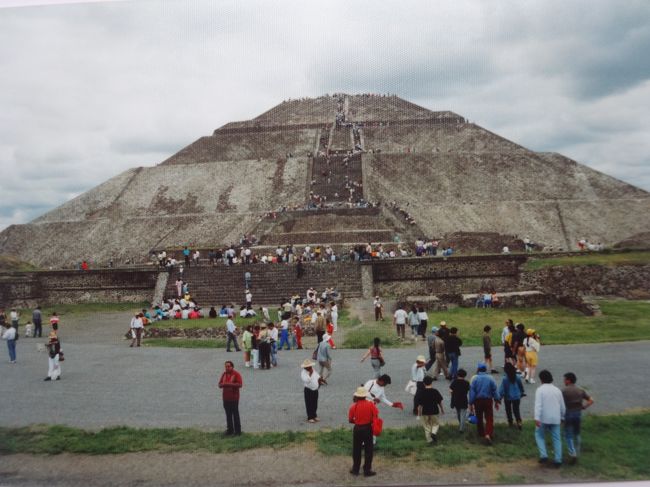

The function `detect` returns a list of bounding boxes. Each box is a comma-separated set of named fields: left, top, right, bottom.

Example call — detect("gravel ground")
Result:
left=0, top=310, right=649, bottom=431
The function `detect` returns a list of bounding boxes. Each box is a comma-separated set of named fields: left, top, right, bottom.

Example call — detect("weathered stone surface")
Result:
left=0, top=94, right=648, bottom=269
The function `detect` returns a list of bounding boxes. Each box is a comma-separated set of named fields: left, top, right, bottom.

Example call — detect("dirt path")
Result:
left=0, top=446, right=590, bottom=487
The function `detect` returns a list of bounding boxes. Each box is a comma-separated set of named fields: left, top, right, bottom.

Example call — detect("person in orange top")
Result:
left=348, top=387, right=379, bottom=477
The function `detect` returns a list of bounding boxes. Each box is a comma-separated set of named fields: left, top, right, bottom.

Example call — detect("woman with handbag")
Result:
left=360, top=337, right=385, bottom=378
left=348, top=387, right=379, bottom=477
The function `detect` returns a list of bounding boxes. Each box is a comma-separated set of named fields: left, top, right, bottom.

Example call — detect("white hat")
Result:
left=301, top=359, right=315, bottom=368
left=354, top=387, right=369, bottom=398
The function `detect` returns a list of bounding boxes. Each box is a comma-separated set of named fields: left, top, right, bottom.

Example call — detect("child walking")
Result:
left=449, top=368, right=470, bottom=433
left=415, top=375, right=444, bottom=444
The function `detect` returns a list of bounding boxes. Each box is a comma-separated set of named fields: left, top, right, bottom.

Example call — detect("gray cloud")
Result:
left=1, top=0, right=649, bottom=231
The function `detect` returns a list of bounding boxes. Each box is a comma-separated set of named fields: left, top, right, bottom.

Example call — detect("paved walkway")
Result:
left=1, top=312, right=649, bottom=432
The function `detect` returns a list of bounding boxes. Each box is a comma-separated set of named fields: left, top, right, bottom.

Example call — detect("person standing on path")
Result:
left=2, top=323, right=17, bottom=363
left=226, top=317, right=241, bottom=353
left=431, top=329, right=449, bottom=380
left=32, top=306, right=43, bottom=338
left=10, top=308, right=19, bottom=333
left=49, top=312, right=60, bottom=333
left=562, top=372, right=594, bottom=464
left=469, top=362, right=501, bottom=445
left=393, top=305, right=407, bottom=339
left=44, top=331, right=61, bottom=380
left=348, top=387, right=378, bottom=477
left=408, top=305, right=420, bottom=340
left=416, top=375, right=444, bottom=445
left=445, top=327, right=462, bottom=380
left=277, top=316, right=291, bottom=351
left=411, top=355, right=427, bottom=414
left=360, top=337, right=385, bottom=378
left=241, top=326, right=253, bottom=367
left=482, top=325, right=498, bottom=374
left=301, top=359, right=325, bottom=423
left=534, top=369, right=565, bottom=467
left=524, top=329, right=541, bottom=383
left=129, top=313, right=143, bottom=348
left=498, top=362, right=525, bottom=429
left=317, top=335, right=333, bottom=380
left=449, top=368, right=470, bottom=433
left=218, top=361, right=243, bottom=436
left=417, top=306, right=428, bottom=340
left=373, top=296, right=384, bottom=321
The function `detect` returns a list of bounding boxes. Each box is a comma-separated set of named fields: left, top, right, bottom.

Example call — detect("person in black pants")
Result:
left=32, top=306, right=43, bottom=338
left=348, top=387, right=378, bottom=477
left=259, top=326, right=272, bottom=369
left=301, top=359, right=325, bottom=423
left=218, top=361, right=243, bottom=436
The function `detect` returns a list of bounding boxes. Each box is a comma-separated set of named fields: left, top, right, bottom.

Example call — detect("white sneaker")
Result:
left=529, top=378, right=535, bottom=384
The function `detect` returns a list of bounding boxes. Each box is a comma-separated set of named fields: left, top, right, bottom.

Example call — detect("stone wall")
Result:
left=520, top=264, right=650, bottom=298
left=0, top=269, right=158, bottom=308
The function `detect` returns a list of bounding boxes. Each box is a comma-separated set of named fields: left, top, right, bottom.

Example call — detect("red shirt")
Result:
left=218, top=370, right=243, bottom=402
left=348, top=399, right=378, bottom=426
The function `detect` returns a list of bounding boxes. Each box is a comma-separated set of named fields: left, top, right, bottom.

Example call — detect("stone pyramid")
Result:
left=1, top=94, right=648, bottom=267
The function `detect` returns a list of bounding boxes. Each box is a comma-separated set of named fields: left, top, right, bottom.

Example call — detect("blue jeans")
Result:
left=7, top=339, right=16, bottom=362
left=448, top=352, right=459, bottom=379
left=564, top=410, right=582, bottom=457
left=278, top=329, right=291, bottom=350
left=271, top=342, right=278, bottom=366
left=535, top=423, right=562, bottom=463
left=226, top=332, right=240, bottom=352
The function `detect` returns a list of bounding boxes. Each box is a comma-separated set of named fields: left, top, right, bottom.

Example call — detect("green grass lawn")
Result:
left=525, top=250, right=650, bottom=270
left=2, top=412, right=649, bottom=480
left=343, top=300, right=650, bottom=348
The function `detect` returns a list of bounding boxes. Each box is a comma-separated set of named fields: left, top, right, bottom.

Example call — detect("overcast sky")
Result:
left=1, top=0, right=649, bottom=229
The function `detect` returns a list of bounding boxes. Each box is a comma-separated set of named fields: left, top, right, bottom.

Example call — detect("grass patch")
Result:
left=342, top=322, right=412, bottom=348
left=525, top=250, right=650, bottom=270
left=345, top=299, right=650, bottom=348
left=0, top=425, right=305, bottom=455
left=3, top=413, right=649, bottom=480
left=143, top=338, right=225, bottom=349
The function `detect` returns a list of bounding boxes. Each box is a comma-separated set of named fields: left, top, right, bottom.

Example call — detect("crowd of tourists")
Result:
left=213, top=300, right=594, bottom=477
left=1, top=307, right=64, bottom=380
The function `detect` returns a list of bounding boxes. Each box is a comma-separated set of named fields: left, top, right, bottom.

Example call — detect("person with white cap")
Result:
left=301, top=359, right=326, bottom=423
left=348, top=386, right=379, bottom=477
left=411, top=355, right=427, bottom=414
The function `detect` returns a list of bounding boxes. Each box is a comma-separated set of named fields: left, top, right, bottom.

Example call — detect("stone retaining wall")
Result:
left=0, top=269, right=158, bottom=308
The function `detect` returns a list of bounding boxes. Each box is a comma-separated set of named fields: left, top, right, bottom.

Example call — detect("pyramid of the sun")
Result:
left=1, top=94, right=648, bottom=267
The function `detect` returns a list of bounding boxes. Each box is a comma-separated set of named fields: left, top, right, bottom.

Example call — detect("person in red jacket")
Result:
left=218, top=361, right=243, bottom=436
left=348, top=387, right=379, bottom=477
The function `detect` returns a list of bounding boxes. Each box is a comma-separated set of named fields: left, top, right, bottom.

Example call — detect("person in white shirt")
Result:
left=329, top=302, right=338, bottom=332
left=373, top=296, right=384, bottom=321
left=534, top=370, right=566, bottom=466
left=2, top=323, right=17, bottom=363
left=301, top=359, right=325, bottom=423
left=393, top=305, right=408, bottom=339
left=268, top=323, right=279, bottom=366
left=245, top=290, right=253, bottom=308
left=226, top=318, right=240, bottom=352
left=364, top=375, right=403, bottom=410
left=130, top=313, right=144, bottom=347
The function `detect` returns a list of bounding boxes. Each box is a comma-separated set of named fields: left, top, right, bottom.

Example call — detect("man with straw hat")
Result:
left=411, top=355, right=427, bottom=414
left=301, top=359, right=326, bottom=423
left=348, top=386, right=379, bottom=477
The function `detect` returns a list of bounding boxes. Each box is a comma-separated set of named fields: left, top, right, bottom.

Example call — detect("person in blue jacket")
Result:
left=498, top=362, right=525, bottom=430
